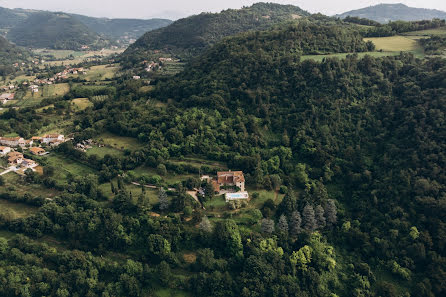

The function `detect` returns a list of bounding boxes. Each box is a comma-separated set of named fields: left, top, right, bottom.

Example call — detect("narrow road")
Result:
left=0, top=166, right=16, bottom=176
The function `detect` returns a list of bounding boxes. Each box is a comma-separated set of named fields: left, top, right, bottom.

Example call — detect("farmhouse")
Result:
left=42, top=134, right=65, bottom=144
left=22, top=158, right=38, bottom=169
left=0, top=146, right=11, bottom=156
left=0, top=137, right=25, bottom=147
left=29, top=147, right=46, bottom=156
left=217, top=170, right=246, bottom=192
left=0, top=93, right=15, bottom=100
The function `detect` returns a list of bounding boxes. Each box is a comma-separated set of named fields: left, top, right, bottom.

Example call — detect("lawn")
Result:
left=85, top=145, right=123, bottom=158
left=0, top=199, right=39, bottom=220
left=39, top=153, right=96, bottom=184
left=95, top=132, right=144, bottom=151
left=71, top=98, right=93, bottom=111
left=153, top=288, right=190, bottom=297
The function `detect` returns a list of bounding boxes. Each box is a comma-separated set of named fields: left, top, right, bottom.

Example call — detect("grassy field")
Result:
left=130, top=166, right=195, bottom=185
left=153, top=288, right=190, bottom=297
left=0, top=199, right=38, bottom=220
left=35, top=49, right=124, bottom=66
left=364, top=36, right=425, bottom=58
left=0, top=172, right=60, bottom=198
left=99, top=179, right=159, bottom=204
left=403, top=27, right=446, bottom=36
left=40, top=154, right=96, bottom=184
left=81, top=65, right=119, bottom=81
left=95, top=132, right=144, bottom=151
left=71, top=98, right=93, bottom=111
left=85, top=146, right=123, bottom=158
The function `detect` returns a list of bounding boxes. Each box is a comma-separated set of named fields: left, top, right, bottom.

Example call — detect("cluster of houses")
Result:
left=0, top=134, right=65, bottom=173
left=201, top=170, right=249, bottom=202
left=143, top=58, right=177, bottom=73
left=0, top=134, right=65, bottom=148
left=27, top=68, right=87, bottom=90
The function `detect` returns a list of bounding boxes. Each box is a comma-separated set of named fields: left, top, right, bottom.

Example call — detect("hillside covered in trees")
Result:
left=121, top=2, right=310, bottom=66
left=337, top=3, right=446, bottom=23
left=7, top=12, right=109, bottom=50
left=0, top=36, right=30, bottom=75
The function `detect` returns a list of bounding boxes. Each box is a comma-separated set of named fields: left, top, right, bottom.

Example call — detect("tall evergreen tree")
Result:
left=158, top=188, right=169, bottom=211
left=277, top=214, right=289, bottom=233
left=261, top=218, right=275, bottom=234
left=302, top=204, right=316, bottom=232
left=315, top=205, right=326, bottom=229
left=289, top=211, right=302, bottom=236
left=324, top=199, right=337, bottom=226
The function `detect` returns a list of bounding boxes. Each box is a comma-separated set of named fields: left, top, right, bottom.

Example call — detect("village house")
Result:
left=0, top=137, right=25, bottom=147
left=0, top=146, right=11, bottom=156
left=32, top=137, right=42, bottom=142
left=42, top=134, right=65, bottom=145
left=29, top=147, right=46, bottom=156
left=22, top=158, right=38, bottom=169
left=217, top=170, right=246, bottom=192
left=0, top=93, right=15, bottom=104
left=133, top=76, right=141, bottom=80
left=8, top=152, right=24, bottom=166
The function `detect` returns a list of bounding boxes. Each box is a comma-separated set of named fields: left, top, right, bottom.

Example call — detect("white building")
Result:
left=42, top=134, right=65, bottom=144
left=0, top=137, right=25, bottom=147
left=0, top=146, right=11, bottom=156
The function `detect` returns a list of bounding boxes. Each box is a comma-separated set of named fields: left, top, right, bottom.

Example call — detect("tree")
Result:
left=199, top=216, right=213, bottom=233
left=315, top=205, right=326, bottom=229
left=147, top=234, right=171, bottom=258
left=324, top=199, right=337, bottom=226
left=261, top=218, right=275, bottom=234
left=277, top=214, right=289, bottom=233
left=0, top=176, right=4, bottom=186
left=158, top=188, right=169, bottom=211
left=277, top=190, right=298, bottom=216
left=110, top=181, right=117, bottom=195
left=214, top=220, right=243, bottom=258
left=157, top=163, right=167, bottom=176
left=289, top=211, right=302, bottom=236
left=302, top=204, right=316, bottom=232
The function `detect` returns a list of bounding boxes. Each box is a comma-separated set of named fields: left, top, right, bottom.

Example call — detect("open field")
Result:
left=130, top=166, right=195, bottom=185
left=153, top=288, right=190, bottom=297
left=403, top=27, right=446, bottom=36
left=0, top=172, right=60, bottom=198
left=81, top=65, right=119, bottom=81
left=40, top=154, right=96, bottom=184
left=85, top=145, right=124, bottom=158
left=99, top=179, right=159, bottom=204
left=71, top=98, right=93, bottom=111
left=95, top=132, right=144, bottom=151
left=0, top=199, right=38, bottom=220
left=34, top=49, right=125, bottom=66
left=364, top=36, right=425, bottom=58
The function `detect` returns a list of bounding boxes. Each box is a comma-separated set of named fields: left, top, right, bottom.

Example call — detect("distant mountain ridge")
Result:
left=121, top=2, right=310, bottom=65
left=337, top=3, right=446, bottom=23
left=0, top=6, right=172, bottom=49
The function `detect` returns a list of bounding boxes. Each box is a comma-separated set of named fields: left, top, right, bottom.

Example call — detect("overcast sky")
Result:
left=0, top=0, right=444, bottom=20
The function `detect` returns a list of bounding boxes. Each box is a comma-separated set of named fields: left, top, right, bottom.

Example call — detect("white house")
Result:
left=42, top=134, right=65, bottom=144
left=0, top=146, right=11, bottom=156
left=0, top=137, right=25, bottom=147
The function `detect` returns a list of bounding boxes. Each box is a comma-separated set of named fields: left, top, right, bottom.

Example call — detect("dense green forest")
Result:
left=420, top=35, right=446, bottom=54
left=121, top=2, right=309, bottom=66
left=7, top=12, right=110, bottom=50
left=0, top=36, right=30, bottom=76
left=70, top=14, right=172, bottom=41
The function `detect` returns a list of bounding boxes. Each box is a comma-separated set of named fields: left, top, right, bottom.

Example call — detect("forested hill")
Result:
left=7, top=12, right=109, bottom=50
left=155, top=22, right=375, bottom=109
left=120, top=2, right=310, bottom=66
left=0, top=36, right=29, bottom=75
left=337, top=3, right=446, bottom=23
left=0, top=7, right=28, bottom=30
left=69, top=14, right=172, bottom=42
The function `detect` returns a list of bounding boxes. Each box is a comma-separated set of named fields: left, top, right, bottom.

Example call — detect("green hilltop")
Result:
left=121, top=2, right=310, bottom=65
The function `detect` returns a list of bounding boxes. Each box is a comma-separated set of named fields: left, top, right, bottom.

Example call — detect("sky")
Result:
left=0, top=0, right=445, bottom=20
